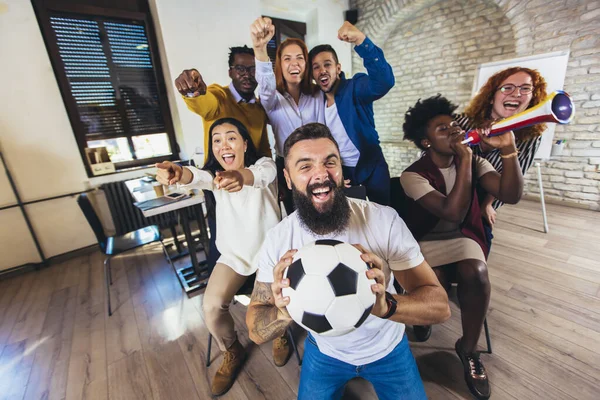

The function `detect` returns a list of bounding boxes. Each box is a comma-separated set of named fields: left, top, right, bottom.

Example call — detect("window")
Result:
left=263, top=17, right=307, bottom=64
left=32, top=1, right=177, bottom=176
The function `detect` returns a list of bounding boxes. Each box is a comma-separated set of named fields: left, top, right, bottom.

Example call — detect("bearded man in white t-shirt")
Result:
left=246, top=123, right=450, bottom=400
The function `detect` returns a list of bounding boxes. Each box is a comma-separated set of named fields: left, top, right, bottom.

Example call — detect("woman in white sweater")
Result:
left=155, top=117, right=280, bottom=396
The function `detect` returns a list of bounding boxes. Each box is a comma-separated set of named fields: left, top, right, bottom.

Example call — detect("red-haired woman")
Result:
left=250, top=17, right=325, bottom=214
left=455, top=67, right=547, bottom=233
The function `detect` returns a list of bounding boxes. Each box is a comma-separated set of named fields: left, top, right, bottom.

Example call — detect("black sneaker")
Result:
left=413, top=325, right=432, bottom=342
left=455, top=338, right=491, bottom=399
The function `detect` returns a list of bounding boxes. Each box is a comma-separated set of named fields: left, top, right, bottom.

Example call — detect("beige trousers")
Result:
left=202, top=263, right=249, bottom=351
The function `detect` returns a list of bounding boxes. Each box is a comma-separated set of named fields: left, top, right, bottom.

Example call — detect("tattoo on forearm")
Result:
left=253, top=306, right=288, bottom=341
left=251, top=281, right=273, bottom=303
left=249, top=282, right=289, bottom=342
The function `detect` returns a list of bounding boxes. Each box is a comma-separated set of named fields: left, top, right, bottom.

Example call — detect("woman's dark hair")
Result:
left=202, top=118, right=259, bottom=174
left=403, top=94, right=458, bottom=151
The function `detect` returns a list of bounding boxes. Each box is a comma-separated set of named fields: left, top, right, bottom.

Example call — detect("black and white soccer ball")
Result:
left=282, top=240, right=376, bottom=337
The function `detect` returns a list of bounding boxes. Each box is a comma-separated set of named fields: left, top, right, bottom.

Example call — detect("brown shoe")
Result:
left=211, top=339, right=245, bottom=396
left=272, top=332, right=293, bottom=367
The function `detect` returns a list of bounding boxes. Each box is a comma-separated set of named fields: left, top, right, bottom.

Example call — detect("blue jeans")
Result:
left=298, top=334, right=427, bottom=400
left=342, top=160, right=391, bottom=206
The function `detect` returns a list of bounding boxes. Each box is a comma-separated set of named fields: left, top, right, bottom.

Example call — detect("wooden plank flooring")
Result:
left=1, top=199, right=599, bottom=399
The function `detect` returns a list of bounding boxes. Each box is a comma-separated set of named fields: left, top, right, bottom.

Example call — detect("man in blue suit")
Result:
left=309, top=22, right=394, bottom=205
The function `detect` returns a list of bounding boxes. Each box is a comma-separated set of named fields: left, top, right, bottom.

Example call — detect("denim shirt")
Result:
left=334, top=37, right=395, bottom=183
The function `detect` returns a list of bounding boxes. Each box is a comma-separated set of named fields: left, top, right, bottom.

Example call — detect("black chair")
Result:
left=344, top=185, right=367, bottom=201
left=206, top=273, right=302, bottom=367
left=482, top=318, right=492, bottom=353
left=77, top=193, right=175, bottom=316
left=389, top=177, right=492, bottom=354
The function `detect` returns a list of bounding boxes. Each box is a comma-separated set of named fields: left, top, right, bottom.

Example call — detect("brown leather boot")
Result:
left=272, top=331, right=293, bottom=367
left=211, top=339, right=245, bottom=396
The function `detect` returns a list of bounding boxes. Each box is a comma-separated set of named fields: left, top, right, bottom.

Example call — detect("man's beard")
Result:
left=292, top=180, right=350, bottom=236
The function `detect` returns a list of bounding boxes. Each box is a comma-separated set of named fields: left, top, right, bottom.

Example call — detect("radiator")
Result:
left=101, top=181, right=203, bottom=235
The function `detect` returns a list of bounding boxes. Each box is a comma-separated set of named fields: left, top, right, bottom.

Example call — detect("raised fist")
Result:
left=174, top=69, right=207, bottom=97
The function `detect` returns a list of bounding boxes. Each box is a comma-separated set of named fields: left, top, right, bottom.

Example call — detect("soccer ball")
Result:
left=282, top=240, right=376, bottom=337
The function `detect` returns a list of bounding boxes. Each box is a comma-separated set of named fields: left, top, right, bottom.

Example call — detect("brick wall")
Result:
left=350, top=0, right=600, bottom=210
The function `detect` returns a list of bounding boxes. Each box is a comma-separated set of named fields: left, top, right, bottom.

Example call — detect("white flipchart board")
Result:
left=472, top=51, right=570, bottom=160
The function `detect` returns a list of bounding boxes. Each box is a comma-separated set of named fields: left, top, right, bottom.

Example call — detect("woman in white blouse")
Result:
left=155, top=117, right=280, bottom=396
left=250, top=17, right=325, bottom=213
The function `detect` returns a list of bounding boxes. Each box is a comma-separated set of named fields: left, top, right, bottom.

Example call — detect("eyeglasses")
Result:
left=230, top=65, right=256, bottom=75
left=498, top=84, right=534, bottom=95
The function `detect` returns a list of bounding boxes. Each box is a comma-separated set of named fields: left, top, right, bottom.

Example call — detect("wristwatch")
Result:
left=380, top=292, right=397, bottom=319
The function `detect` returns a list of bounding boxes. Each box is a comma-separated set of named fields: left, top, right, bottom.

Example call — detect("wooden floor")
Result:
left=1, top=199, right=600, bottom=400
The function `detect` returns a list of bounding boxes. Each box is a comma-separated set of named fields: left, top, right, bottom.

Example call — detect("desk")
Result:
left=125, top=178, right=210, bottom=293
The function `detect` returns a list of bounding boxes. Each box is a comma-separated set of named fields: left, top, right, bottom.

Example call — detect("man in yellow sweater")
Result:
left=174, top=45, right=271, bottom=161
left=174, top=47, right=292, bottom=395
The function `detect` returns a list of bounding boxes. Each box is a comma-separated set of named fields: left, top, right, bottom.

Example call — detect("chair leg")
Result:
left=287, top=326, right=302, bottom=366
left=160, top=239, right=185, bottom=291
left=107, top=256, right=113, bottom=286
left=483, top=318, right=492, bottom=354
left=104, top=257, right=112, bottom=317
left=160, top=239, right=170, bottom=262
left=160, top=239, right=175, bottom=268
left=206, top=333, right=213, bottom=367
